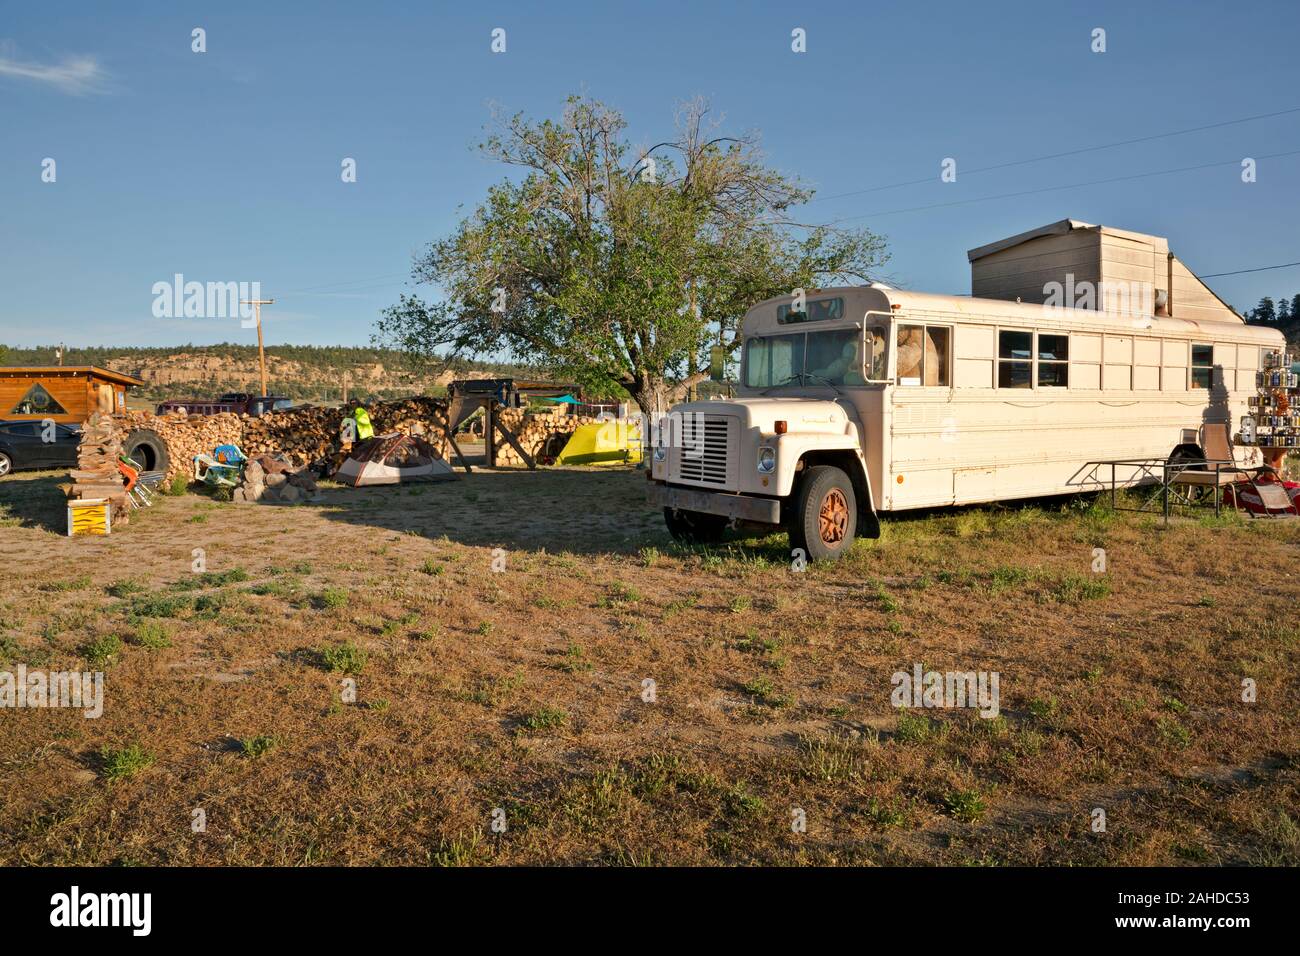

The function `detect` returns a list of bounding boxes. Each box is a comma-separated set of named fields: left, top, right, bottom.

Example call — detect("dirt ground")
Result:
left=0, top=465, right=1297, bottom=866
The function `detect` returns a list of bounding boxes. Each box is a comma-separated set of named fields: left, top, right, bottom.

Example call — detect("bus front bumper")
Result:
left=647, top=482, right=781, bottom=523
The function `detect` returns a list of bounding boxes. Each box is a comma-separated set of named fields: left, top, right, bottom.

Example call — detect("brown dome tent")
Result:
left=335, top=433, right=456, bottom=487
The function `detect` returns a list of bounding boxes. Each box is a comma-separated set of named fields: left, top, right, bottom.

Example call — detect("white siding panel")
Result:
left=1072, top=333, right=1102, bottom=363
left=1071, top=364, right=1101, bottom=390
left=955, top=358, right=993, bottom=388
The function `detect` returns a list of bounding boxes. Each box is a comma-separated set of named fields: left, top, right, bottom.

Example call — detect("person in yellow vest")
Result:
left=352, top=405, right=374, bottom=440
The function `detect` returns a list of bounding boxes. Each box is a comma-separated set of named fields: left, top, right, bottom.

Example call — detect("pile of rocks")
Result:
left=232, top=456, right=323, bottom=504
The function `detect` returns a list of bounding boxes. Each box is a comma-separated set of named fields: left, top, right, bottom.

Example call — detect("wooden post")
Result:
left=485, top=400, right=497, bottom=467
left=494, top=418, right=535, bottom=469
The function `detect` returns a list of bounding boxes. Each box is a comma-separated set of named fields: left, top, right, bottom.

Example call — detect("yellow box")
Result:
left=68, top=498, right=112, bottom=536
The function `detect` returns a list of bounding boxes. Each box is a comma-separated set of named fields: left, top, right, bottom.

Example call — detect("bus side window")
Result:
left=869, top=328, right=888, bottom=381
left=998, top=330, right=1033, bottom=388
left=1191, top=344, right=1213, bottom=389
left=896, top=324, right=951, bottom=386
left=896, top=325, right=924, bottom=385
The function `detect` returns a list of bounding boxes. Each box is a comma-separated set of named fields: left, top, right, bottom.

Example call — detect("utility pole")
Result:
left=240, top=298, right=275, bottom=397
left=56, top=342, right=65, bottom=366
left=342, top=370, right=351, bottom=404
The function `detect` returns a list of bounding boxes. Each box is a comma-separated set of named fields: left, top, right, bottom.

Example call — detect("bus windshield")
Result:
left=744, top=328, right=867, bottom=388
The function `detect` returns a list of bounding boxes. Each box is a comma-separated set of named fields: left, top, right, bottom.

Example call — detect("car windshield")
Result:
left=744, top=328, right=866, bottom=388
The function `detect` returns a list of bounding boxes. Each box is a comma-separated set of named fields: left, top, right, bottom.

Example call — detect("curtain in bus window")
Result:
left=925, top=327, right=950, bottom=386
left=896, top=325, right=924, bottom=385
left=868, top=328, right=888, bottom=380
left=998, top=330, right=1033, bottom=388
left=744, top=334, right=804, bottom=388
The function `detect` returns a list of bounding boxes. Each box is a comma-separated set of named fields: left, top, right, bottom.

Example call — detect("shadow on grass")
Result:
left=0, top=473, right=70, bottom=533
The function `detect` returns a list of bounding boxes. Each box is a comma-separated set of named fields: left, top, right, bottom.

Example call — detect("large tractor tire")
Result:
left=663, top=507, right=728, bottom=544
left=123, top=428, right=171, bottom=475
left=789, top=465, right=857, bottom=562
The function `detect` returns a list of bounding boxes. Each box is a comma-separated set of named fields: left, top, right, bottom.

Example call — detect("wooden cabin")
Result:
left=0, top=366, right=145, bottom=424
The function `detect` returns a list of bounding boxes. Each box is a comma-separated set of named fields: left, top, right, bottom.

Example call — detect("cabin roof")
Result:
left=965, top=218, right=1169, bottom=261
left=0, top=365, right=146, bottom=387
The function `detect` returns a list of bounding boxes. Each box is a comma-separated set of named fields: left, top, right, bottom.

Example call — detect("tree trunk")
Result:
left=624, top=370, right=711, bottom=417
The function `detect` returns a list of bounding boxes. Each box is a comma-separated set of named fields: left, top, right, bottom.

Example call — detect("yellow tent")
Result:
left=555, top=420, right=642, bottom=465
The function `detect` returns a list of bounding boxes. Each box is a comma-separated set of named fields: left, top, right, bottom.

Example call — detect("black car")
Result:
left=0, top=420, right=82, bottom=477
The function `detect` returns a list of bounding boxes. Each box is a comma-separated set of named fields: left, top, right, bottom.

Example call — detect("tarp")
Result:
left=542, top=394, right=582, bottom=405
left=335, top=433, right=455, bottom=486
left=555, top=421, right=642, bottom=466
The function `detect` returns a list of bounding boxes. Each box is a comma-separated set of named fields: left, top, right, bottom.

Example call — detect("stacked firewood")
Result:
left=241, top=398, right=452, bottom=466
left=68, top=413, right=131, bottom=524
left=493, top=409, right=602, bottom=466
left=124, top=409, right=243, bottom=482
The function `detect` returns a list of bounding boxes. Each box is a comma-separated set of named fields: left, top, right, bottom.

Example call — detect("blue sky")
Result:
left=2, top=0, right=1298, bottom=349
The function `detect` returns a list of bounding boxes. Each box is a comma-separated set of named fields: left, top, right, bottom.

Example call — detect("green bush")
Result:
left=319, top=641, right=367, bottom=674
left=99, top=743, right=154, bottom=780
left=128, top=619, right=171, bottom=649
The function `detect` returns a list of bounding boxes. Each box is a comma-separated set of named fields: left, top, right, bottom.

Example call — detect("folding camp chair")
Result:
left=193, top=454, right=243, bottom=487
left=1173, top=423, right=1290, bottom=517
left=117, top=455, right=164, bottom=509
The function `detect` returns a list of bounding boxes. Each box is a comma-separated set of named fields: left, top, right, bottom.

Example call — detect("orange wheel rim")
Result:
left=818, top=488, right=849, bottom=545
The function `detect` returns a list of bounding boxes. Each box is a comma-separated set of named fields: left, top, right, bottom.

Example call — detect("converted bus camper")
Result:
left=647, top=219, right=1286, bottom=559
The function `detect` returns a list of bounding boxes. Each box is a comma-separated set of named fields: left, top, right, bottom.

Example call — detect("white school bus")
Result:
left=647, top=283, right=1284, bottom=559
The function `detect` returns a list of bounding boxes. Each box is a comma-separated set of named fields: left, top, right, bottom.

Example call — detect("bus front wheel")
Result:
left=790, top=465, right=857, bottom=562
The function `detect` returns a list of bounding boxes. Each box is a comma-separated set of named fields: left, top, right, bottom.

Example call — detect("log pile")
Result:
left=123, top=409, right=243, bottom=482
left=68, top=413, right=131, bottom=524
left=241, top=398, right=452, bottom=467
left=493, top=408, right=602, bottom=466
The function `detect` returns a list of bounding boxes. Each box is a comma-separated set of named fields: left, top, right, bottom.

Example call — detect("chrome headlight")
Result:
left=653, top=441, right=668, bottom=462
left=757, top=446, right=776, bottom=474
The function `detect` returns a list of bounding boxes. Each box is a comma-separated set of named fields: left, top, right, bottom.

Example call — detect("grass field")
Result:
left=0, top=465, right=1297, bottom=866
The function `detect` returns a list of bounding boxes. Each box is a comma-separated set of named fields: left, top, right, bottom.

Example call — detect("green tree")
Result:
left=374, top=95, right=888, bottom=412
left=1252, top=296, right=1277, bottom=323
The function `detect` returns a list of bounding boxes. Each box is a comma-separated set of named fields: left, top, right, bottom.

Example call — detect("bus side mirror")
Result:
left=709, top=345, right=725, bottom=382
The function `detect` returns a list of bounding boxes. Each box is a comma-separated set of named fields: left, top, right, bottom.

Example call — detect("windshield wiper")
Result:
left=802, top=373, right=844, bottom=395
left=760, top=373, right=804, bottom=395
left=761, top=371, right=843, bottom=395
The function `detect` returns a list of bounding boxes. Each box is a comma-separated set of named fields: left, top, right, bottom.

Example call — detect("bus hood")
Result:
left=668, top=397, right=857, bottom=436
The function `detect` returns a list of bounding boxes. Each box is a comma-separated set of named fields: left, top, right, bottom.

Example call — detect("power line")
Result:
left=805, top=105, right=1300, bottom=204
left=827, top=147, right=1300, bottom=224
left=1199, top=261, right=1300, bottom=278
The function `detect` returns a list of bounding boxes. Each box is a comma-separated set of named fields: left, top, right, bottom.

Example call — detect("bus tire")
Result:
left=790, top=465, right=857, bottom=562
left=663, top=507, right=728, bottom=544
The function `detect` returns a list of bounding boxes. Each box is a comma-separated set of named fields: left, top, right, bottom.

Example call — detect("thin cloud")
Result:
left=0, top=42, right=109, bottom=95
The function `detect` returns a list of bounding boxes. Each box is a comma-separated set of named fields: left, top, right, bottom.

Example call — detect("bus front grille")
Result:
left=677, top=415, right=733, bottom=485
